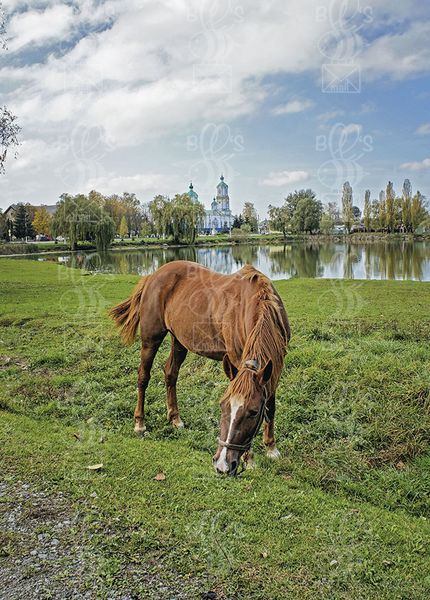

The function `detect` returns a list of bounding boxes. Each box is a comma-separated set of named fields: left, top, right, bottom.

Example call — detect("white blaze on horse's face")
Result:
left=215, top=396, right=243, bottom=474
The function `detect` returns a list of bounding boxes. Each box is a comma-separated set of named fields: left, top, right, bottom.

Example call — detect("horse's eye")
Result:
left=248, top=409, right=259, bottom=418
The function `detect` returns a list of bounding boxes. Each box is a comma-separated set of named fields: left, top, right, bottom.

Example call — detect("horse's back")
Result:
left=139, top=261, right=289, bottom=360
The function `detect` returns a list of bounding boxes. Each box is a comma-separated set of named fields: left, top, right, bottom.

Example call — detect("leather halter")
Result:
left=217, top=359, right=268, bottom=453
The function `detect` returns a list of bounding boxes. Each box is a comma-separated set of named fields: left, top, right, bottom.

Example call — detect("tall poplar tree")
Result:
left=385, top=181, right=395, bottom=232
left=363, top=189, right=371, bottom=231
left=342, top=181, right=353, bottom=233
left=402, top=179, right=412, bottom=232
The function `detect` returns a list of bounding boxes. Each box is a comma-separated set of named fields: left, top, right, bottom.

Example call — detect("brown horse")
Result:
left=110, top=260, right=290, bottom=475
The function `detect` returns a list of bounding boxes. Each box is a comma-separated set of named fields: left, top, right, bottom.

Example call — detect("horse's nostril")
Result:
left=229, top=460, right=238, bottom=475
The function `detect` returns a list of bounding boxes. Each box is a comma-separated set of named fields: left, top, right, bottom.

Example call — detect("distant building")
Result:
left=186, top=182, right=199, bottom=203
left=188, top=175, right=234, bottom=234
left=3, top=203, right=56, bottom=222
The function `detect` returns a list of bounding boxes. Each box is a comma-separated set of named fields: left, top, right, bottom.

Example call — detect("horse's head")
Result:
left=213, top=355, right=272, bottom=475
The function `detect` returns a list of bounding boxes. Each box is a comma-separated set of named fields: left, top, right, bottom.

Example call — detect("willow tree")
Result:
left=52, top=193, right=114, bottom=251
left=95, top=212, right=115, bottom=251
left=168, top=194, right=205, bottom=244
left=148, top=195, right=170, bottom=238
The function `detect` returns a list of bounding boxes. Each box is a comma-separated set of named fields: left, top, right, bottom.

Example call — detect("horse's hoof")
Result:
left=134, top=422, right=146, bottom=436
left=266, top=446, right=281, bottom=459
left=172, top=417, right=184, bottom=429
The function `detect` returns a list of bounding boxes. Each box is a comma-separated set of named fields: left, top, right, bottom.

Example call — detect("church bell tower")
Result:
left=216, top=174, right=230, bottom=211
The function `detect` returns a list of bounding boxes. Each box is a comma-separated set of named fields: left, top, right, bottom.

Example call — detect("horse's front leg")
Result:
left=263, top=394, right=281, bottom=459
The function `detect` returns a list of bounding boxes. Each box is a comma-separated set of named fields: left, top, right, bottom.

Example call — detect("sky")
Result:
left=0, top=0, right=429, bottom=217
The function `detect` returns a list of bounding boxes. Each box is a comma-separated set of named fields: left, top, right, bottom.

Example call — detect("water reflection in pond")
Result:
left=25, top=241, right=430, bottom=281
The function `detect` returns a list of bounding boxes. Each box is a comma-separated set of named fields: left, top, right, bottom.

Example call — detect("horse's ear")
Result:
left=223, top=354, right=238, bottom=381
left=257, top=359, right=272, bottom=385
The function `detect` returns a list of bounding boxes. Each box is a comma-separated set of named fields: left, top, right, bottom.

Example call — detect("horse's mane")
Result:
left=224, top=266, right=290, bottom=401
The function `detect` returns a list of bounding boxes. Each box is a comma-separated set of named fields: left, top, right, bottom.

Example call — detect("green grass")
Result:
left=1, top=259, right=430, bottom=599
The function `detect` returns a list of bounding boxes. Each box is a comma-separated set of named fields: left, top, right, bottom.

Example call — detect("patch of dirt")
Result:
left=0, top=480, right=223, bottom=600
left=0, top=480, right=94, bottom=599
left=0, top=356, right=28, bottom=371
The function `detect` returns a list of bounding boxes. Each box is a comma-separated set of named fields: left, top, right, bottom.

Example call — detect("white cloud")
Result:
left=261, top=170, right=309, bottom=187
left=317, top=110, right=345, bottom=122
left=361, top=21, right=430, bottom=80
left=8, top=4, right=76, bottom=52
left=85, top=172, right=166, bottom=195
left=9, top=137, right=66, bottom=172
left=272, top=99, right=314, bottom=115
left=400, top=158, right=430, bottom=171
left=2, top=1, right=429, bottom=146
left=416, top=123, right=430, bottom=135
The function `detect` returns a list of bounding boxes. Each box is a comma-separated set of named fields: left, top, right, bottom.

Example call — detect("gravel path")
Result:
left=0, top=480, right=222, bottom=600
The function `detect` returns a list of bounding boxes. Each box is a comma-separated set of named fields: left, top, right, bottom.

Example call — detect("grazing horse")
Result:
left=110, top=261, right=290, bottom=475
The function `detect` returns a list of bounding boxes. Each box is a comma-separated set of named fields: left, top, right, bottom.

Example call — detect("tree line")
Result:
left=359, top=180, right=427, bottom=234
left=0, top=189, right=207, bottom=250
left=0, top=191, right=146, bottom=250
left=1, top=179, right=428, bottom=250
left=268, top=179, right=428, bottom=235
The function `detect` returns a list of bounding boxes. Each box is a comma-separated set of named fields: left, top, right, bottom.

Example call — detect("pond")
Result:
left=25, top=241, right=430, bottom=281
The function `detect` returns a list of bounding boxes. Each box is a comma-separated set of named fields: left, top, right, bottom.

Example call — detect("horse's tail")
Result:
left=109, top=275, right=150, bottom=345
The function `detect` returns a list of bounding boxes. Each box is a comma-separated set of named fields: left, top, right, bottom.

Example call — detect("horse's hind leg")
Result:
left=134, top=338, right=164, bottom=435
left=263, top=394, right=281, bottom=459
left=164, top=336, right=188, bottom=428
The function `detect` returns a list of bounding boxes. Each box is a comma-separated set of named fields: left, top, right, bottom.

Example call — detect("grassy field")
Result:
left=0, top=259, right=429, bottom=599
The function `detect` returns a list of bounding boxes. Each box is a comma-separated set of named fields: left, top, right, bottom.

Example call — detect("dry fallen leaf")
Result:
left=87, top=463, right=103, bottom=471
left=73, top=433, right=81, bottom=441
left=261, top=551, right=268, bottom=558
left=382, top=559, right=394, bottom=567
left=154, top=472, right=166, bottom=481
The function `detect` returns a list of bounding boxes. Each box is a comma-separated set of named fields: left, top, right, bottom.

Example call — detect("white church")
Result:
left=186, top=175, right=234, bottom=234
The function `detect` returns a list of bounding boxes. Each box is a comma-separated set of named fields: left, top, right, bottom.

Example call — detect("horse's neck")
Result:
left=238, top=298, right=286, bottom=390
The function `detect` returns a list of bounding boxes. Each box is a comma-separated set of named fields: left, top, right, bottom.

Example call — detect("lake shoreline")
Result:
left=1, top=231, right=428, bottom=257
left=3, top=237, right=429, bottom=281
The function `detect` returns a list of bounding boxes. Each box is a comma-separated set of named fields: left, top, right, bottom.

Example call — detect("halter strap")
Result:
left=217, top=438, right=253, bottom=452
left=217, top=386, right=268, bottom=453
